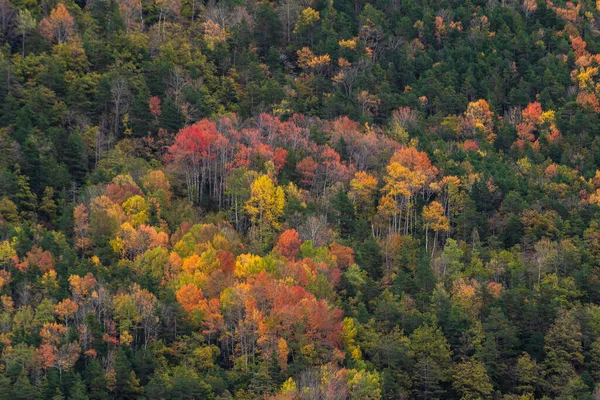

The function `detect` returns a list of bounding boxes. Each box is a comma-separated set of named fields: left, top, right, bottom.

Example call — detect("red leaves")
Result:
left=105, top=175, right=143, bottom=205
left=17, top=246, right=54, bottom=273
left=297, top=157, right=318, bottom=187
left=273, top=147, right=288, bottom=172
left=463, top=140, right=479, bottom=152
left=245, top=270, right=344, bottom=353
left=149, top=96, right=162, bottom=117
left=167, top=120, right=221, bottom=163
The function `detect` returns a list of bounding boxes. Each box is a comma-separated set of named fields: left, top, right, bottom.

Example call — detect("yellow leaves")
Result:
left=235, top=253, right=267, bottom=278
left=181, top=254, right=202, bottom=274
left=540, top=110, right=556, bottom=124
left=342, top=317, right=362, bottom=361
left=465, top=99, right=495, bottom=143
left=589, top=188, right=600, bottom=206
left=517, top=157, right=533, bottom=175
left=0, top=241, right=16, bottom=269
left=377, top=195, right=398, bottom=218
left=277, top=338, right=289, bottom=371
left=383, top=162, right=413, bottom=198
left=294, top=7, right=320, bottom=34
left=120, top=330, right=134, bottom=346
left=422, top=201, right=449, bottom=232
left=245, top=174, right=285, bottom=231
left=41, top=270, right=58, bottom=290
left=122, top=195, right=149, bottom=227
left=281, top=377, right=298, bottom=395
left=576, top=66, right=598, bottom=90
left=338, top=38, right=358, bottom=49
left=349, top=171, right=378, bottom=205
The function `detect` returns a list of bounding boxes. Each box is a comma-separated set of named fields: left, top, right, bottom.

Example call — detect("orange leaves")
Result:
left=275, top=229, right=302, bottom=260
left=202, top=20, right=230, bottom=50
left=69, top=273, right=97, bottom=302
left=568, top=36, right=600, bottom=114
left=112, top=223, right=168, bottom=260
left=522, top=102, right=543, bottom=122
left=385, top=147, right=438, bottom=199
left=248, top=272, right=343, bottom=351
left=571, top=36, right=589, bottom=61
left=176, top=284, right=204, bottom=314
left=329, top=243, right=355, bottom=268
left=37, top=322, right=81, bottom=373
left=55, top=299, right=79, bottom=322
left=463, top=140, right=479, bottom=152
left=73, top=204, right=91, bottom=254
left=434, top=15, right=462, bottom=43
left=487, top=282, right=503, bottom=298
left=37, top=343, right=58, bottom=369
left=297, top=47, right=331, bottom=73
left=167, top=119, right=222, bottom=163
left=522, top=0, right=537, bottom=15
left=451, top=278, right=481, bottom=314
left=546, top=0, right=580, bottom=23
left=39, top=3, right=74, bottom=43
left=175, top=283, right=223, bottom=337
left=515, top=102, right=561, bottom=150
left=577, top=91, right=600, bottom=113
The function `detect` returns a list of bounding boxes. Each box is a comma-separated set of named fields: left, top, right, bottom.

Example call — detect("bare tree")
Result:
left=278, top=0, right=301, bottom=43
left=297, top=215, right=330, bottom=247
left=0, top=0, right=15, bottom=41
left=167, top=67, right=189, bottom=106
left=110, top=76, right=130, bottom=137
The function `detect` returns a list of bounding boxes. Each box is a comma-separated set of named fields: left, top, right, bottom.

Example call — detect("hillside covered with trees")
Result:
left=2, top=0, right=600, bottom=398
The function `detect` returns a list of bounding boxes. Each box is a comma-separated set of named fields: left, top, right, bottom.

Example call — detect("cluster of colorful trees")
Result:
left=2, top=0, right=600, bottom=398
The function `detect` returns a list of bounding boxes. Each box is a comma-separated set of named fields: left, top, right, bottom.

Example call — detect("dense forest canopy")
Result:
left=2, top=0, right=600, bottom=398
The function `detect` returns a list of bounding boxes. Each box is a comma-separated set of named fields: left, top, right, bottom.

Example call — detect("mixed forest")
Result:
left=2, top=0, right=600, bottom=398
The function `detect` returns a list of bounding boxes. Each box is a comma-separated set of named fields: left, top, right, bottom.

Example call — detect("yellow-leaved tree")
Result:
left=422, top=201, right=449, bottom=255
left=245, top=175, right=285, bottom=249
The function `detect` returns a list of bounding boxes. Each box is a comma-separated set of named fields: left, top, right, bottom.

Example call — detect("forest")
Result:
left=1, top=0, right=600, bottom=398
